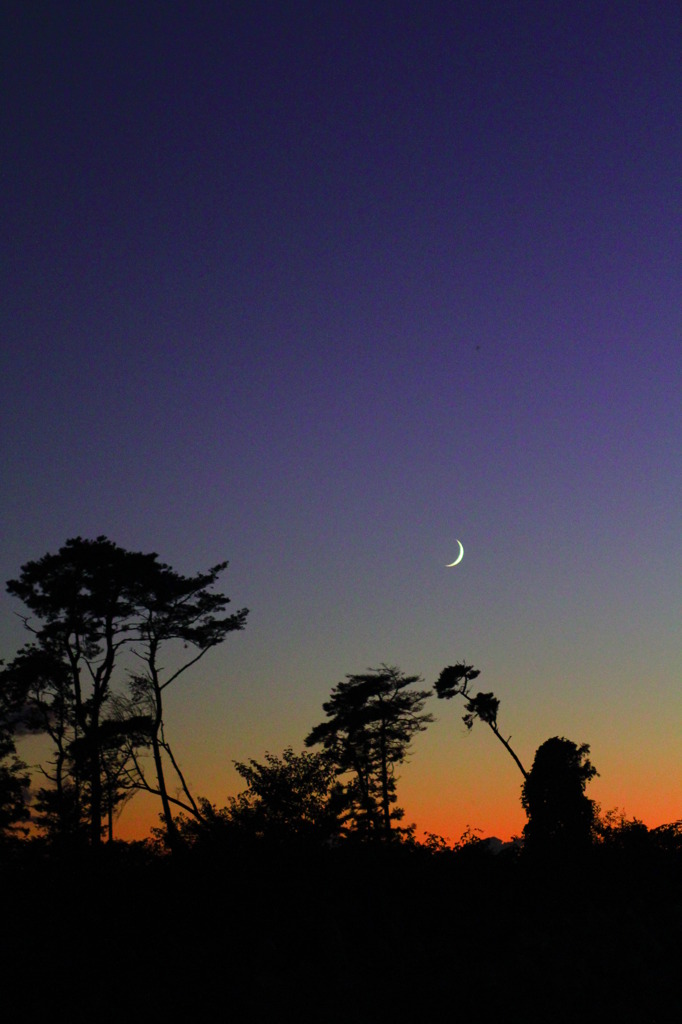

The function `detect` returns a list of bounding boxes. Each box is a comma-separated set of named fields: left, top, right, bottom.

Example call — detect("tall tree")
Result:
left=5, top=536, right=248, bottom=847
left=305, top=665, right=433, bottom=839
left=120, top=558, right=248, bottom=847
left=521, top=736, right=598, bottom=855
left=434, top=663, right=528, bottom=779
left=7, top=538, right=154, bottom=844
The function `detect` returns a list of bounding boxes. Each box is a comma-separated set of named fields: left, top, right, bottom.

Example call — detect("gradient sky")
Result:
left=2, top=2, right=681, bottom=842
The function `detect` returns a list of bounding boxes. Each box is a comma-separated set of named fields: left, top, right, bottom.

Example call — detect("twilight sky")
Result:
left=2, top=1, right=681, bottom=842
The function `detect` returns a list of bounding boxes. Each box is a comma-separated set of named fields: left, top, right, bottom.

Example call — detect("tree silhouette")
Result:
left=305, top=665, right=433, bottom=839
left=0, top=664, right=30, bottom=841
left=230, top=747, right=346, bottom=841
left=434, top=663, right=528, bottom=778
left=521, top=736, right=598, bottom=854
left=115, top=556, right=248, bottom=848
left=214, top=747, right=347, bottom=847
left=5, top=536, right=248, bottom=847
left=0, top=643, right=148, bottom=843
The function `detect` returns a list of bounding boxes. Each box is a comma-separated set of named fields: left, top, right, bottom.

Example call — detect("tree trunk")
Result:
left=90, top=737, right=102, bottom=846
left=489, top=723, right=528, bottom=779
left=151, top=732, right=180, bottom=850
left=379, top=724, right=391, bottom=838
left=107, top=788, right=114, bottom=843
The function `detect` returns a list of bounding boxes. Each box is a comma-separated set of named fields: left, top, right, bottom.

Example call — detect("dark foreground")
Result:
left=3, top=837, right=680, bottom=1023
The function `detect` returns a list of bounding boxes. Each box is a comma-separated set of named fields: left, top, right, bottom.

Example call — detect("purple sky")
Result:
left=2, top=2, right=681, bottom=840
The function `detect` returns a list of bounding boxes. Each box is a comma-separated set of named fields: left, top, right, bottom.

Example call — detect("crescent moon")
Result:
left=446, top=540, right=464, bottom=567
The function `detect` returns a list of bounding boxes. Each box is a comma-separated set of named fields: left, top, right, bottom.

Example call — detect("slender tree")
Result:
left=7, top=538, right=154, bottom=844
left=306, top=665, right=433, bottom=839
left=434, top=663, right=528, bottom=779
left=120, top=558, right=248, bottom=847
left=0, top=664, right=30, bottom=841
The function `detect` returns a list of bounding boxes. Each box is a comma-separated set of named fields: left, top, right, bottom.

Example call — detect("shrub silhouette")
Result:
left=522, top=736, right=598, bottom=855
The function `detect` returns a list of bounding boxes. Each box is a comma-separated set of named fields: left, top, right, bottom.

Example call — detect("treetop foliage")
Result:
left=435, top=663, right=500, bottom=730
left=435, top=662, right=527, bottom=778
left=7, top=535, right=247, bottom=652
left=306, top=664, right=433, bottom=838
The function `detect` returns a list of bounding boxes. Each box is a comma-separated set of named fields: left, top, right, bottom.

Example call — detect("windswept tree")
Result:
left=521, top=736, right=598, bottom=855
left=4, top=536, right=248, bottom=847
left=436, top=666, right=599, bottom=857
left=434, top=663, right=528, bottom=779
left=306, top=665, right=433, bottom=839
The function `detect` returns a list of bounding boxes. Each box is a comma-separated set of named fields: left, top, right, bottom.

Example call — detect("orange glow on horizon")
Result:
left=112, top=788, right=682, bottom=847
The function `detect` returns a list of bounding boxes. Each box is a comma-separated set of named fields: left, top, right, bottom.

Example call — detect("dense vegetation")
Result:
left=2, top=538, right=680, bottom=1020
